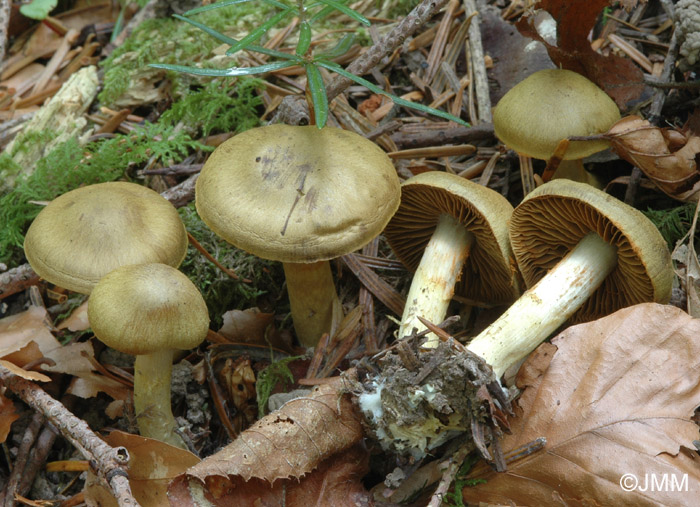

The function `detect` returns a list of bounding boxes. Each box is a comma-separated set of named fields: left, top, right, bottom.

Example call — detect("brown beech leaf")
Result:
left=83, top=430, right=200, bottom=507
left=167, top=444, right=371, bottom=506
left=0, top=391, right=19, bottom=443
left=607, top=115, right=700, bottom=202
left=179, top=373, right=363, bottom=485
left=217, top=308, right=274, bottom=345
left=463, top=303, right=700, bottom=505
left=516, top=0, right=644, bottom=107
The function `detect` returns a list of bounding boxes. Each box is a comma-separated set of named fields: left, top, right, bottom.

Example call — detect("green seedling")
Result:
left=150, top=0, right=469, bottom=128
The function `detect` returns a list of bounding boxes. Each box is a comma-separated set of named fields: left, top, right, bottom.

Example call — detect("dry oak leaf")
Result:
left=176, top=373, right=364, bottom=484
left=607, top=115, right=700, bottom=202
left=83, top=430, right=200, bottom=507
left=463, top=303, right=700, bottom=506
left=516, top=0, right=644, bottom=108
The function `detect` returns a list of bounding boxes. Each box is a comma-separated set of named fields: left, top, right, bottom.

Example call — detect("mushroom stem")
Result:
left=283, top=261, right=343, bottom=347
left=467, top=232, right=617, bottom=377
left=400, top=214, right=475, bottom=347
left=133, top=349, right=186, bottom=449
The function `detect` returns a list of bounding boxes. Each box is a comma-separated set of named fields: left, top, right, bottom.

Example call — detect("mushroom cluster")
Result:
left=360, top=180, right=673, bottom=457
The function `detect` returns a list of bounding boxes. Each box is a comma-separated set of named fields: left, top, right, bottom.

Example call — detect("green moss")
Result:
left=178, top=203, right=285, bottom=328
left=255, top=355, right=302, bottom=418
left=643, top=203, right=697, bottom=250
left=159, top=77, right=263, bottom=137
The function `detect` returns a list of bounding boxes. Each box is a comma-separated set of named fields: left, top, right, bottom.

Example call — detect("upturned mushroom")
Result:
left=360, top=180, right=672, bottom=458
left=492, top=69, right=621, bottom=184
left=383, top=172, right=520, bottom=346
left=88, top=263, right=209, bottom=449
left=467, top=179, right=673, bottom=377
left=24, top=182, right=188, bottom=294
left=195, top=124, right=400, bottom=347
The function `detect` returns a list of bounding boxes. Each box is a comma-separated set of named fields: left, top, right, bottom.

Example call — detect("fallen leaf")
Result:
left=0, top=305, right=59, bottom=362
left=463, top=303, right=700, bottom=505
left=167, top=444, right=371, bottom=506
left=217, top=308, right=274, bottom=345
left=83, top=430, right=200, bottom=507
left=56, top=300, right=90, bottom=331
left=179, top=373, right=363, bottom=484
left=607, top=115, right=700, bottom=202
left=0, top=391, right=19, bottom=443
left=516, top=0, right=644, bottom=107
left=0, top=360, right=51, bottom=382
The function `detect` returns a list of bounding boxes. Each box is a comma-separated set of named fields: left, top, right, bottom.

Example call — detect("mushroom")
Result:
left=195, top=124, right=400, bottom=347
left=467, top=179, right=674, bottom=377
left=359, top=180, right=673, bottom=458
left=383, top=172, right=520, bottom=346
left=24, top=182, right=188, bottom=294
left=492, top=69, right=620, bottom=185
left=88, top=263, right=209, bottom=449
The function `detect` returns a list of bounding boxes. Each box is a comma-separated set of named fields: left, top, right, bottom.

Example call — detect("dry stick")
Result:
left=462, top=0, right=491, bottom=123
left=624, top=29, right=678, bottom=206
left=0, top=0, right=9, bottom=65
left=17, top=422, right=60, bottom=500
left=1, top=413, right=44, bottom=507
left=0, top=368, right=139, bottom=506
left=427, top=440, right=475, bottom=507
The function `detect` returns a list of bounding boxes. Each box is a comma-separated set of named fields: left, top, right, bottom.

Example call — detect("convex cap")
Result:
left=384, top=172, right=520, bottom=306
left=493, top=69, right=621, bottom=160
left=510, top=180, right=673, bottom=322
left=88, top=263, right=209, bottom=356
left=195, top=125, right=400, bottom=262
left=24, top=182, right=188, bottom=294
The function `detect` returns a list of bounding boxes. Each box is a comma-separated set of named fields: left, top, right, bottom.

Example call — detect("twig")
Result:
left=427, top=440, right=474, bottom=507
left=17, top=422, right=60, bottom=500
left=0, top=367, right=139, bottom=506
left=0, top=413, right=44, bottom=507
left=462, top=0, right=491, bottom=123
left=0, top=0, right=9, bottom=64
left=0, top=263, right=40, bottom=300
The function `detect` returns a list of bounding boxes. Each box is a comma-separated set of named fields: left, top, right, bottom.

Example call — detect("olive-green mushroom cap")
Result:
left=493, top=69, right=621, bottom=160
left=384, top=172, right=520, bottom=306
left=195, top=125, right=400, bottom=263
left=24, top=182, right=188, bottom=294
left=88, top=263, right=209, bottom=356
left=510, top=180, right=673, bottom=323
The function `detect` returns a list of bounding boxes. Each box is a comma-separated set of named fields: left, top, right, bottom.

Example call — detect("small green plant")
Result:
left=19, top=0, right=57, bottom=20
left=150, top=0, right=469, bottom=128
left=255, top=355, right=302, bottom=417
left=441, top=453, right=487, bottom=506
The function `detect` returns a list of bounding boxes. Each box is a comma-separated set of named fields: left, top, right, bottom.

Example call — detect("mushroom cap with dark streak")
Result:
left=384, top=171, right=521, bottom=307
left=510, top=179, right=673, bottom=323
left=195, top=125, right=400, bottom=263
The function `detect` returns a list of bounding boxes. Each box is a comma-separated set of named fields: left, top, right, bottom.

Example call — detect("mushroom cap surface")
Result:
left=492, top=69, right=621, bottom=160
left=384, top=172, right=520, bottom=306
left=24, top=182, right=188, bottom=294
left=88, top=263, right=209, bottom=355
left=510, top=180, right=673, bottom=323
left=195, top=125, right=400, bottom=263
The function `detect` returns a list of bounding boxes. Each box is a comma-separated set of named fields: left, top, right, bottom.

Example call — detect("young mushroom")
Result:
left=24, top=182, right=188, bottom=294
left=383, top=172, right=520, bottom=346
left=492, top=69, right=620, bottom=184
left=359, top=180, right=673, bottom=458
left=195, top=124, right=400, bottom=347
left=88, top=263, right=209, bottom=449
